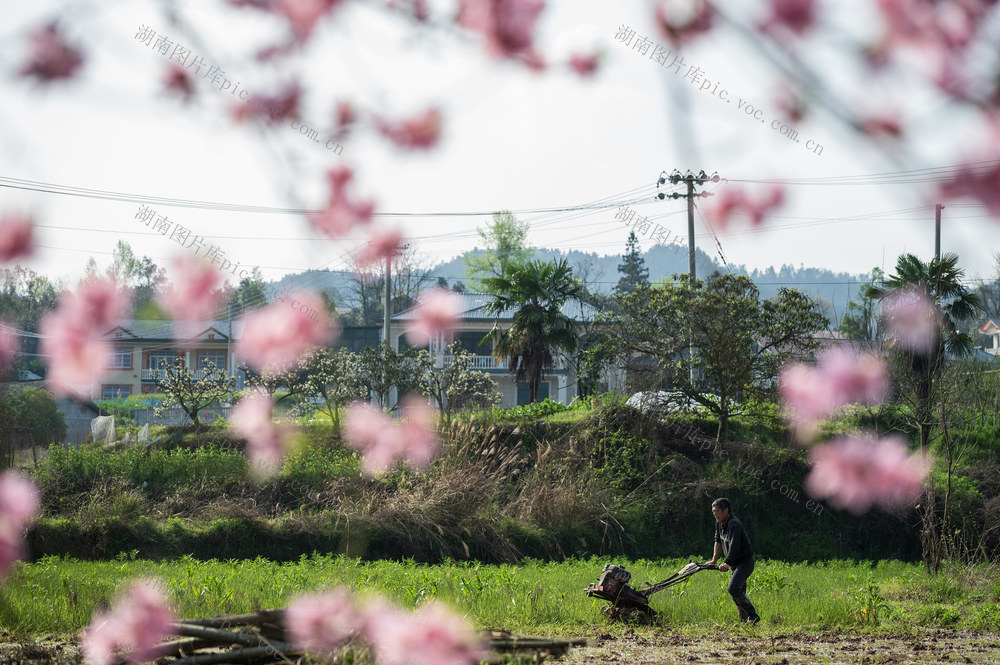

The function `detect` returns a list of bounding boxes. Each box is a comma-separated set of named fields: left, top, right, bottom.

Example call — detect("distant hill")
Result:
left=270, top=246, right=869, bottom=324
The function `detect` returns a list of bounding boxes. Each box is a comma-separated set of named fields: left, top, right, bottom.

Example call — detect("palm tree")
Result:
left=867, top=253, right=983, bottom=448
left=481, top=258, right=584, bottom=404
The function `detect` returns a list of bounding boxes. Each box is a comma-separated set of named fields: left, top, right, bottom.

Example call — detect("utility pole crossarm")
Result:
left=656, top=170, right=720, bottom=281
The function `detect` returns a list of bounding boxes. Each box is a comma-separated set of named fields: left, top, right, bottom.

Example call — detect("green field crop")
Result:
left=1, top=557, right=997, bottom=640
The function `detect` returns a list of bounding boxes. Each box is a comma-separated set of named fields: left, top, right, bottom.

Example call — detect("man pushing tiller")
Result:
left=705, top=497, right=761, bottom=625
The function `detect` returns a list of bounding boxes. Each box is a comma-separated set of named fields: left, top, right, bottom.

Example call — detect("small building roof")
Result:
left=978, top=319, right=1000, bottom=335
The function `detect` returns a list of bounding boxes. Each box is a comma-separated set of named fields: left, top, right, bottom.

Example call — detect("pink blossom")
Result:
left=861, top=112, right=903, bottom=138
left=654, top=0, right=715, bottom=45
left=40, top=312, right=110, bottom=395
left=67, top=279, right=128, bottom=329
left=342, top=403, right=405, bottom=474
left=19, top=23, right=84, bottom=83
left=237, top=291, right=337, bottom=372
left=332, top=101, right=358, bottom=138
left=164, top=64, right=195, bottom=101
left=759, top=0, right=817, bottom=35
left=458, top=0, right=545, bottom=63
left=940, top=159, right=1000, bottom=219
left=274, top=0, right=346, bottom=41
left=231, top=390, right=296, bottom=473
left=286, top=588, right=360, bottom=654
left=310, top=167, right=375, bottom=238
left=780, top=349, right=888, bottom=442
left=882, top=286, right=938, bottom=353
left=405, top=289, right=463, bottom=348
left=774, top=82, right=807, bottom=123
left=805, top=435, right=930, bottom=514
left=568, top=52, right=601, bottom=77
left=0, top=215, right=34, bottom=263
left=0, top=321, right=19, bottom=371
left=82, top=580, right=175, bottom=665
left=0, top=472, right=40, bottom=530
left=40, top=280, right=128, bottom=395
left=233, top=82, right=301, bottom=124
left=367, top=601, right=485, bottom=665
left=342, top=400, right=439, bottom=473
left=159, top=255, right=225, bottom=324
left=0, top=472, right=40, bottom=579
left=353, top=228, right=405, bottom=271
left=399, top=397, right=438, bottom=469
left=376, top=108, right=442, bottom=150
left=705, top=186, right=785, bottom=229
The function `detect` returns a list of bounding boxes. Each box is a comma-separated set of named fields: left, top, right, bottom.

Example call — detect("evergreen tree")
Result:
left=615, top=232, right=650, bottom=296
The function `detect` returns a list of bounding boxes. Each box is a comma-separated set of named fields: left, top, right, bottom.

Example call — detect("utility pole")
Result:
left=383, top=253, right=392, bottom=346
left=657, top=170, right=720, bottom=280
left=934, top=203, right=943, bottom=262
left=657, top=170, right=719, bottom=388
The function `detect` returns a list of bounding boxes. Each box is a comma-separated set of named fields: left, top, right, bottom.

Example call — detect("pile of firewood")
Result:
left=137, top=610, right=585, bottom=664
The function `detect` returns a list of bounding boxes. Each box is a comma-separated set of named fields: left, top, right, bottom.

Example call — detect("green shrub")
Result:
left=965, top=604, right=1000, bottom=631
left=914, top=604, right=961, bottom=627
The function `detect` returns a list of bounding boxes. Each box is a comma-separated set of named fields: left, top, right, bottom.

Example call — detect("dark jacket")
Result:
left=715, top=515, right=753, bottom=566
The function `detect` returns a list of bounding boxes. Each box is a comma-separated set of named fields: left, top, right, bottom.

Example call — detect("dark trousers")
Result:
left=727, top=558, right=759, bottom=621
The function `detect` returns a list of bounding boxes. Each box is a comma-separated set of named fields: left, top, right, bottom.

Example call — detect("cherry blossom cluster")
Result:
left=82, top=581, right=176, bottom=665
left=286, top=588, right=485, bottom=665
left=0, top=472, right=40, bottom=580
left=779, top=344, right=931, bottom=514
left=342, top=398, right=438, bottom=474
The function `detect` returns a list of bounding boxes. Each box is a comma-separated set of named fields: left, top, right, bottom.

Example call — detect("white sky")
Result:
left=2, top=0, right=998, bottom=294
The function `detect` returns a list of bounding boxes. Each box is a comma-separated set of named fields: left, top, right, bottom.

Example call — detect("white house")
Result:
left=979, top=319, right=1000, bottom=356
left=391, top=293, right=609, bottom=408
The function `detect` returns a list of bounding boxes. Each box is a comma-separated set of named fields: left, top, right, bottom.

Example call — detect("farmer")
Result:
left=706, top=497, right=761, bottom=625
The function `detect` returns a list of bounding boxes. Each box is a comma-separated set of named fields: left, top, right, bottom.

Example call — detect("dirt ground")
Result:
left=562, top=630, right=1000, bottom=665
left=3, top=631, right=999, bottom=665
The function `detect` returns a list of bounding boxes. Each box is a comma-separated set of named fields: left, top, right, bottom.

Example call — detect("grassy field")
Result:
left=2, top=556, right=999, bottom=640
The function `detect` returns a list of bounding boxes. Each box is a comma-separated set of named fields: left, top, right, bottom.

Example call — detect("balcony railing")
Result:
left=442, top=354, right=506, bottom=370
left=141, top=368, right=210, bottom=381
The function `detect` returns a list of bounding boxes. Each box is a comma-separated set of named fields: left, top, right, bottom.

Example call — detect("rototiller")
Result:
left=584, top=562, right=717, bottom=620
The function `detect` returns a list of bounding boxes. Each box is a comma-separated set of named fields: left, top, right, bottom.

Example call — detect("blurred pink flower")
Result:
left=780, top=349, right=888, bottom=442
left=806, top=435, right=930, bottom=514
left=568, top=52, right=601, bottom=77
left=40, top=280, right=128, bottom=395
left=0, top=321, right=19, bottom=371
left=342, top=403, right=405, bottom=474
left=275, top=0, right=346, bottom=41
left=458, top=0, right=545, bottom=63
left=376, top=108, right=442, bottom=150
left=883, top=286, right=938, bottom=353
left=353, top=228, right=405, bottom=271
left=332, top=101, right=358, bottom=139
left=940, top=159, right=1000, bottom=219
left=159, top=255, right=225, bottom=326
left=774, top=82, right=807, bottom=123
left=705, top=186, right=785, bottom=229
left=399, top=397, right=438, bottom=470
left=760, top=0, right=817, bottom=35
left=405, top=289, right=463, bottom=348
left=237, top=292, right=337, bottom=372
left=286, top=588, right=360, bottom=654
left=68, top=279, right=128, bottom=329
left=342, top=400, right=438, bottom=474
left=19, top=23, right=84, bottom=83
left=0, top=472, right=40, bottom=578
left=82, top=580, right=175, bottom=665
left=0, top=472, right=40, bottom=530
left=231, top=390, right=295, bottom=473
left=861, top=112, right=903, bottom=138
left=368, top=602, right=485, bottom=665
left=654, top=0, right=715, bottom=45
left=0, top=215, right=34, bottom=263
left=233, top=82, right=301, bottom=124
left=164, top=64, right=195, bottom=101
left=310, top=166, right=375, bottom=238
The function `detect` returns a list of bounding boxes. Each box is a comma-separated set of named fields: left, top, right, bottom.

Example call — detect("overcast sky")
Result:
left=2, top=0, right=998, bottom=296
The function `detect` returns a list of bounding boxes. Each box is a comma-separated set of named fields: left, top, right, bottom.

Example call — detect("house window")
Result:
left=197, top=351, right=227, bottom=370
left=107, top=347, right=132, bottom=369
left=455, top=332, right=491, bottom=356
left=102, top=384, right=132, bottom=401
left=516, top=380, right=550, bottom=406
left=148, top=351, right=180, bottom=370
